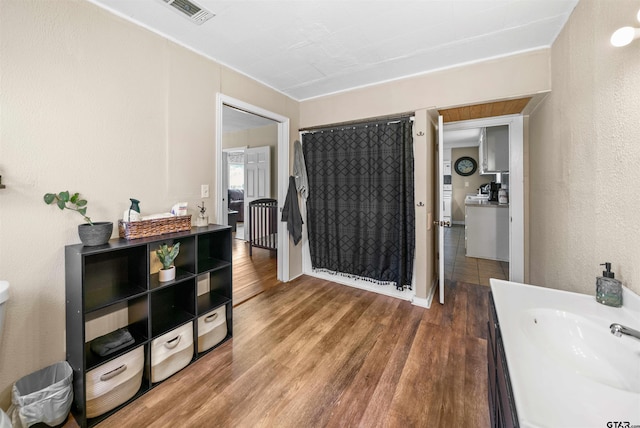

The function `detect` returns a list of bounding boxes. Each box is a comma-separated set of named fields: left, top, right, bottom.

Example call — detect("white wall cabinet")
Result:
left=479, top=125, right=509, bottom=174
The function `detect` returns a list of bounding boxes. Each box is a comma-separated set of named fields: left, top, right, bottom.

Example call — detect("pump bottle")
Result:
left=596, top=262, right=622, bottom=307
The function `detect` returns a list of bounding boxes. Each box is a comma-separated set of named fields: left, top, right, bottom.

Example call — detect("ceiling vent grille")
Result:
left=161, top=0, right=215, bottom=25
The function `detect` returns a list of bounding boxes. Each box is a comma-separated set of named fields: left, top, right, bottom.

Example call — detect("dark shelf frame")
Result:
left=66, top=224, right=232, bottom=428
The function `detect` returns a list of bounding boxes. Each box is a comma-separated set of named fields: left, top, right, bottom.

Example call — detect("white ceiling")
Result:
left=88, top=0, right=578, bottom=101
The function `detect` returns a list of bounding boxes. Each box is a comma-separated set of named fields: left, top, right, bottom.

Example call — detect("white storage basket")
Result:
left=198, top=305, right=227, bottom=353
left=151, top=322, right=194, bottom=383
left=86, top=346, right=144, bottom=419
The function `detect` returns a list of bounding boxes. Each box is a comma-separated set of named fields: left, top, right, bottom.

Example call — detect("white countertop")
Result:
left=490, top=279, right=640, bottom=428
left=465, top=200, right=509, bottom=208
left=465, top=194, right=508, bottom=208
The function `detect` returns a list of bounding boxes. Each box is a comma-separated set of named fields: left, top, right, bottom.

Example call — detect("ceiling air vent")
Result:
left=161, top=0, right=215, bottom=25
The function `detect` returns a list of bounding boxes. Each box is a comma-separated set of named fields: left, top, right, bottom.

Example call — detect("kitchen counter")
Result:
left=465, top=200, right=509, bottom=208
left=490, top=279, right=640, bottom=427
left=465, top=202, right=509, bottom=261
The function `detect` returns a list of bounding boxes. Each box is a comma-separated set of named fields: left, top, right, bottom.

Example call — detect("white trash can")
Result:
left=8, top=361, right=73, bottom=428
left=0, top=409, right=11, bottom=428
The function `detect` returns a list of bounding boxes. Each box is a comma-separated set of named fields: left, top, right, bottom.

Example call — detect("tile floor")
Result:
left=444, top=224, right=509, bottom=286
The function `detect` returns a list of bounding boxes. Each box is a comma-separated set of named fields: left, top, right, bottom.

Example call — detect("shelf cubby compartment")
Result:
left=150, top=279, right=196, bottom=337
left=150, top=236, right=196, bottom=280
left=196, top=302, right=231, bottom=356
left=207, top=267, right=232, bottom=301
left=197, top=290, right=231, bottom=316
left=149, top=267, right=194, bottom=291
left=83, top=246, right=147, bottom=312
left=197, top=229, right=231, bottom=274
left=84, top=295, right=149, bottom=371
left=84, top=351, right=151, bottom=428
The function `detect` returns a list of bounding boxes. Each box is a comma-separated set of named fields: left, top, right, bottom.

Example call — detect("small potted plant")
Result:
left=156, top=242, right=181, bottom=282
left=43, top=191, right=113, bottom=246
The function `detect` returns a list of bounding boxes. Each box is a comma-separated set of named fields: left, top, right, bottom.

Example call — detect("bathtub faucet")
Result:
left=610, top=323, right=640, bottom=341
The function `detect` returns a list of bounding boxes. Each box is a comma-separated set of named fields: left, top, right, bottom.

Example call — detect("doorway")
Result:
left=215, top=94, right=290, bottom=284
left=440, top=115, right=524, bottom=285
left=435, top=114, right=524, bottom=303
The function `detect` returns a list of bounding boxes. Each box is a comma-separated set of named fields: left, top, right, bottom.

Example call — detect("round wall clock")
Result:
left=454, top=156, right=477, bottom=176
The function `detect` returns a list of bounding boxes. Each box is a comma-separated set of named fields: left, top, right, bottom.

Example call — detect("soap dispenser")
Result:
left=596, top=262, right=623, bottom=307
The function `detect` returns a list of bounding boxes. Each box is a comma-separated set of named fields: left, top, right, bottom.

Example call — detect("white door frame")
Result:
left=215, top=93, right=290, bottom=282
left=437, top=115, right=446, bottom=303
left=442, top=114, right=524, bottom=282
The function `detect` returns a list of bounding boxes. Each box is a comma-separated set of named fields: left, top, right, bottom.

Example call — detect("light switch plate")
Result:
left=201, top=184, right=209, bottom=198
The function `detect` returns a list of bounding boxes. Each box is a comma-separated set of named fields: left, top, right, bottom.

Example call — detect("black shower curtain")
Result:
left=302, top=118, right=415, bottom=290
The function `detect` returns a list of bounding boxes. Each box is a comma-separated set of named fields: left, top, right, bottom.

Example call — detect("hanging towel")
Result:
left=282, top=176, right=303, bottom=245
left=293, top=140, right=309, bottom=199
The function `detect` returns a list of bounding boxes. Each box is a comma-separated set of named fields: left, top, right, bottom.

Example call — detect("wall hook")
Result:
left=416, top=202, right=425, bottom=207
left=416, top=131, right=425, bottom=136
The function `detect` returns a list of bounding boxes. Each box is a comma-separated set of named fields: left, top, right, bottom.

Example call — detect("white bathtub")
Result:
left=490, top=278, right=640, bottom=428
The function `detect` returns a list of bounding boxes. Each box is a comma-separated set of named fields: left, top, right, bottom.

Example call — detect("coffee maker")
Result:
left=488, top=181, right=500, bottom=201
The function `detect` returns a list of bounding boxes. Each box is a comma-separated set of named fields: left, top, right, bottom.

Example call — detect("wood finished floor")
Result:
left=80, top=279, right=490, bottom=428
left=63, top=231, right=492, bottom=428
left=231, top=233, right=278, bottom=306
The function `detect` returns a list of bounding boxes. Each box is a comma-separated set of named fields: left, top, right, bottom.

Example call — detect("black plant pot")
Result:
left=78, top=222, right=113, bottom=246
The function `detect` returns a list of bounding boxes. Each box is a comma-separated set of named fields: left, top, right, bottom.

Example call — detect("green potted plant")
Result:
left=43, top=191, right=113, bottom=246
left=156, top=242, right=180, bottom=282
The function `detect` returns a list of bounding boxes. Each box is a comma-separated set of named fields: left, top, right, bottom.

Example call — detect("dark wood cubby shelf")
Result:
left=65, top=224, right=232, bottom=428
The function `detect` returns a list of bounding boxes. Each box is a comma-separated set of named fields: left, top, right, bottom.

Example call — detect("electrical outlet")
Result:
left=201, top=184, right=209, bottom=198
left=465, top=181, right=469, bottom=187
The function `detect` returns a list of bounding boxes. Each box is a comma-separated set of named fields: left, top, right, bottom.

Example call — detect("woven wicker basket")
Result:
left=118, top=215, right=192, bottom=240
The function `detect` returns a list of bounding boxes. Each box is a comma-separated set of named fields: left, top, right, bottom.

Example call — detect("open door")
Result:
left=436, top=115, right=449, bottom=304
left=244, top=146, right=271, bottom=238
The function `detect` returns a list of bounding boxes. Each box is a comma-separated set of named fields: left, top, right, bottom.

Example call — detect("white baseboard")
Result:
left=412, top=274, right=440, bottom=309
left=304, top=270, right=414, bottom=301
left=411, top=296, right=431, bottom=309
left=287, top=272, right=304, bottom=282
left=428, top=275, right=439, bottom=305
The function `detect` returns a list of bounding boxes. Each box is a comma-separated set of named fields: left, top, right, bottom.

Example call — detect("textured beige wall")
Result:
left=529, top=0, right=640, bottom=295
left=0, top=0, right=298, bottom=407
left=450, top=147, right=493, bottom=223
left=223, top=125, right=279, bottom=198
left=299, top=49, right=551, bottom=129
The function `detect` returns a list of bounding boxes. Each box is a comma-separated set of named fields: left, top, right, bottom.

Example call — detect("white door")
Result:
left=437, top=115, right=447, bottom=304
left=244, top=146, right=271, bottom=237
left=221, top=151, right=229, bottom=224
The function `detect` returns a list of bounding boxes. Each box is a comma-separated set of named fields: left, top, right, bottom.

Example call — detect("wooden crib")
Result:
left=248, top=198, right=278, bottom=256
